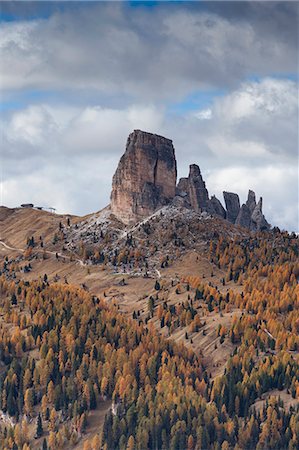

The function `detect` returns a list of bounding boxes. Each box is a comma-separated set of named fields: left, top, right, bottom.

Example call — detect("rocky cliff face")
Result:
left=235, top=191, right=270, bottom=231
left=246, top=190, right=257, bottom=214
left=251, top=197, right=270, bottom=231
left=177, top=164, right=209, bottom=212
left=110, top=130, right=177, bottom=224
left=188, top=164, right=209, bottom=211
left=223, top=192, right=241, bottom=223
left=235, top=204, right=251, bottom=229
left=208, top=195, right=226, bottom=219
left=110, top=130, right=270, bottom=231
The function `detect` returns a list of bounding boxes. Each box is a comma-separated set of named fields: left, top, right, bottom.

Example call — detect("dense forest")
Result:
left=0, top=229, right=298, bottom=449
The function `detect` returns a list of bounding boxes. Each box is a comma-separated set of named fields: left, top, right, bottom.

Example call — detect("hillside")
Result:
left=0, top=202, right=298, bottom=449
left=0, top=131, right=298, bottom=449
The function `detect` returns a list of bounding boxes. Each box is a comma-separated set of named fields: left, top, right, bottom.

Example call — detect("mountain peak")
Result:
left=111, top=130, right=177, bottom=224
left=110, top=130, right=270, bottom=231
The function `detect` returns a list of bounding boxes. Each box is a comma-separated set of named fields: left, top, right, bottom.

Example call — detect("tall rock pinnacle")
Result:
left=251, top=197, right=270, bottom=231
left=176, top=164, right=209, bottom=212
left=110, top=130, right=177, bottom=224
left=188, top=164, right=209, bottom=211
left=110, top=130, right=271, bottom=231
left=223, top=192, right=241, bottom=223
left=235, top=191, right=270, bottom=231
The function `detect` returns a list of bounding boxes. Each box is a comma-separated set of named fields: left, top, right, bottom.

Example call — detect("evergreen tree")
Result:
left=36, top=413, right=43, bottom=438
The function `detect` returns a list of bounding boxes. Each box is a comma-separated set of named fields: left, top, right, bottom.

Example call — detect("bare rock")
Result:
left=110, top=130, right=177, bottom=224
left=251, top=197, right=270, bottom=231
left=223, top=192, right=240, bottom=223
left=207, top=195, right=226, bottom=219
left=188, top=164, right=209, bottom=211
left=246, top=190, right=257, bottom=214
left=235, top=204, right=252, bottom=228
left=176, top=177, right=190, bottom=198
left=176, top=165, right=209, bottom=212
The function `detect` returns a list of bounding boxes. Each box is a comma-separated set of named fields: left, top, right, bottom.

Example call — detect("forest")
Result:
left=0, top=228, right=298, bottom=449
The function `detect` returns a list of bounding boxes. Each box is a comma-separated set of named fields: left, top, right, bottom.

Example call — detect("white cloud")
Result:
left=206, top=165, right=298, bottom=232
left=213, top=78, right=298, bottom=121
left=0, top=0, right=297, bottom=233
left=195, top=108, right=212, bottom=120
left=7, top=105, right=59, bottom=145
left=0, top=4, right=297, bottom=97
left=1, top=77, right=297, bottom=230
left=190, top=78, right=298, bottom=161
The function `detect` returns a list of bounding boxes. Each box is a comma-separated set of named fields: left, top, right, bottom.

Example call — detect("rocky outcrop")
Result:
left=235, top=204, right=251, bottom=228
left=176, top=164, right=209, bottom=212
left=110, top=130, right=271, bottom=230
left=188, top=164, right=209, bottom=211
left=235, top=191, right=270, bottom=231
left=110, top=130, right=177, bottom=224
left=223, top=192, right=240, bottom=223
left=246, top=190, right=257, bottom=214
left=251, top=197, right=270, bottom=231
left=176, top=177, right=189, bottom=198
left=208, top=195, right=226, bottom=219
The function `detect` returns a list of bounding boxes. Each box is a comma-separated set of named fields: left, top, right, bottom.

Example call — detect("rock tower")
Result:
left=111, top=130, right=177, bottom=224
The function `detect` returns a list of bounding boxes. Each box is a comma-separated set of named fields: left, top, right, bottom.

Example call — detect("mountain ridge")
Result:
left=110, top=129, right=270, bottom=231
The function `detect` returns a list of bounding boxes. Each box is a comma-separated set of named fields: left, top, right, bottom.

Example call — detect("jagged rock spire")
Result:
left=208, top=195, right=226, bottom=219
left=176, top=164, right=209, bottom=211
left=110, top=130, right=270, bottom=230
left=236, top=191, right=270, bottom=231
left=223, top=192, right=241, bottom=223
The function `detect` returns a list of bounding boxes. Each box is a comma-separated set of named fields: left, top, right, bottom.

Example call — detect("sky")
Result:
left=0, top=1, right=298, bottom=231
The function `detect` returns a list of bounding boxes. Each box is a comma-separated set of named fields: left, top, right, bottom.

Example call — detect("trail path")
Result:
left=0, top=240, right=86, bottom=267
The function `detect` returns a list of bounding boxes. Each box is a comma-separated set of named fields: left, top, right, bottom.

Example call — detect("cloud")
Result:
left=7, top=105, right=59, bottom=146
left=206, top=165, right=298, bottom=232
left=1, top=77, right=297, bottom=230
left=1, top=103, right=165, bottom=215
left=1, top=3, right=297, bottom=231
left=0, top=3, right=297, bottom=99
left=186, top=78, right=298, bottom=163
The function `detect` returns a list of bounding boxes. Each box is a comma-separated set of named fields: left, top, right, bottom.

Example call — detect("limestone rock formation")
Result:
left=208, top=195, right=226, bottom=219
left=188, top=164, right=209, bottom=211
left=110, top=130, right=271, bottom=231
left=246, top=190, right=257, bottom=214
left=235, top=191, right=270, bottom=231
left=176, top=177, right=189, bottom=198
left=176, top=164, right=209, bottom=212
left=235, top=204, right=251, bottom=228
left=223, top=192, right=240, bottom=223
left=110, top=130, right=177, bottom=224
left=251, top=197, right=270, bottom=231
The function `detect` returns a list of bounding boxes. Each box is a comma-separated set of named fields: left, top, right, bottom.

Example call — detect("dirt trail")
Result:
left=0, top=240, right=86, bottom=267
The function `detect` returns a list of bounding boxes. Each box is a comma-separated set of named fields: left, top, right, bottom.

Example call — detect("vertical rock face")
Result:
left=176, top=165, right=209, bottom=211
left=246, top=190, right=257, bottom=214
left=208, top=195, right=226, bottom=219
left=110, top=129, right=271, bottom=230
left=223, top=192, right=241, bottom=223
left=235, top=204, right=251, bottom=228
left=235, top=191, right=270, bottom=231
left=176, top=177, right=189, bottom=198
left=188, top=164, right=209, bottom=211
left=110, top=130, right=177, bottom=224
left=251, top=197, right=270, bottom=231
